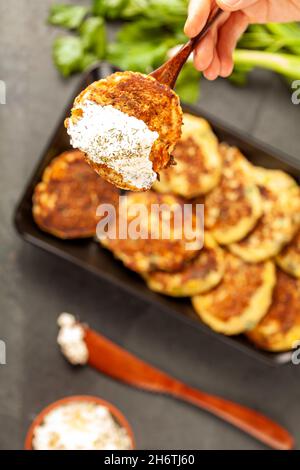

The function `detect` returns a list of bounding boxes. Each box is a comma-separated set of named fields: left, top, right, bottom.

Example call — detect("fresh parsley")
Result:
left=48, top=1, right=300, bottom=103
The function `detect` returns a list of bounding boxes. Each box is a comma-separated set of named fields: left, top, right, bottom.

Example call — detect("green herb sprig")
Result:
left=49, top=1, right=300, bottom=103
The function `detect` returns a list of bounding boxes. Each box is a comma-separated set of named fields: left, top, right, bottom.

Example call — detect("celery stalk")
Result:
left=233, top=49, right=300, bottom=81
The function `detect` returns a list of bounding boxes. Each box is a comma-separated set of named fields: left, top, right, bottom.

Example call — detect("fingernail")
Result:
left=204, top=70, right=218, bottom=81
left=184, top=21, right=197, bottom=38
left=184, top=19, right=190, bottom=34
left=220, top=60, right=234, bottom=77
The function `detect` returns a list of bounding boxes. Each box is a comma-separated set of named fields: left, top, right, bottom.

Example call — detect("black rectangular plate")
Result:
left=14, top=63, right=300, bottom=366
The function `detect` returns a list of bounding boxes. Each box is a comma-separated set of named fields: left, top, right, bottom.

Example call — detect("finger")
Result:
left=193, top=12, right=228, bottom=71
left=204, top=51, right=221, bottom=80
left=203, top=33, right=221, bottom=80
left=184, top=0, right=212, bottom=38
left=216, top=0, right=258, bottom=12
left=193, top=29, right=215, bottom=72
left=217, top=11, right=248, bottom=77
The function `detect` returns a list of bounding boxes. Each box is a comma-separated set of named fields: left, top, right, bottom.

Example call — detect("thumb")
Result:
left=216, top=0, right=257, bottom=11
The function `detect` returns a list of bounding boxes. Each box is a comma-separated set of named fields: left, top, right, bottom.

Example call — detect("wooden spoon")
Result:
left=150, top=5, right=223, bottom=88
left=83, top=326, right=294, bottom=450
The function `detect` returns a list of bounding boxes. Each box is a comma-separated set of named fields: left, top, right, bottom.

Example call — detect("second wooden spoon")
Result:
left=83, top=326, right=294, bottom=450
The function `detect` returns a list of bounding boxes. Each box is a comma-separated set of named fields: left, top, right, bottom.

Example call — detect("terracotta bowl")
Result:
left=25, top=395, right=135, bottom=450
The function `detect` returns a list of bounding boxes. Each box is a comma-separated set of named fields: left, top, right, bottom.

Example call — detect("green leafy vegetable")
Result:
left=92, top=0, right=188, bottom=23
left=80, top=52, right=99, bottom=71
left=231, top=23, right=300, bottom=85
left=108, top=41, right=169, bottom=73
left=48, top=4, right=89, bottom=29
left=233, top=49, right=300, bottom=81
left=53, top=36, right=84, bottom=77
left=121, top=0, right=149, bottom=18
left=80, top=16, right=107, bottom=58
left=107, top=19, right=177, bottom=72
left=48, top=0, right=300, bottom=103
left=92, top=0, right=127, bottom=19
left=142, top=0, right=188, bottom=25
left=175, top=63, right=201, bottom=103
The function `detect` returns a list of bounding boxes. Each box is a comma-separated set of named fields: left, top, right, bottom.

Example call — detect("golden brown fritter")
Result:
left=99, top=191, right=203, bottom=273
left=33, top=150, right=120, bottom=239
left=276, top=230, right=300, bottom=278
left=230, top=167, right=300, bottom=262
left=153, top=113, right=221, bottom=198
left=204, top=144, right=262, bottom=245
left=144, top=233, right=224, bottom=297
left=65, top=71, right=183, bottom=191
left=192, top=252, right=275, bottom=335
left=247, top=269, right=300, bottom=351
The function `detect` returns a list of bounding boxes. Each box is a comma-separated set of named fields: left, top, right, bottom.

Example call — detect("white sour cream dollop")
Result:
left=57, top=313, right=89, bottom=365
left=67, top=101, right=159, bottom=190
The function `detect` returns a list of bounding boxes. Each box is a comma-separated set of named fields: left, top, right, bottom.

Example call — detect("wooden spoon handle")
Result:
left=150, top=6, right=223, bottom=88
left=84, top=328, right=294, bottom=450
left=170, top=383, right=294, bottom=450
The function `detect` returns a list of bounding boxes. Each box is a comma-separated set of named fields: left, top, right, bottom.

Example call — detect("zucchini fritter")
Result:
left=276, top=230, right=300, bottom=278
left=192, top=252, right=276, bottom=335
left=33, top=150, right=119, bottom=239
left=204, top=144, right=262, bottom=245
left=65, top=71, right=182, bottom=191
left=144, top=234, right=224, bottom=297
left=99, top=191, right=203, bottom=273
left=230, top=168, right=300, bottom=262
left=154, top=113, right=221, bottom=198
left=247, top=269, right=300, bottom=351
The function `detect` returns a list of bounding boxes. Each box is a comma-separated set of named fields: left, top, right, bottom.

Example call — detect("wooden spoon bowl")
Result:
left=150, top=6, right=223, bottom=88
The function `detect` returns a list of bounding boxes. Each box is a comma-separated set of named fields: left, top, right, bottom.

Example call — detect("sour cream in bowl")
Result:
left=25, top=396, right=135, bottom=450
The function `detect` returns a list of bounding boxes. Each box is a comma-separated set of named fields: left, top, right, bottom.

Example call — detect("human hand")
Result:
left=185, top=0, right=300, bottom=80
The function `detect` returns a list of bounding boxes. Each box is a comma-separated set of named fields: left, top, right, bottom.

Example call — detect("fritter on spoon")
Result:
left=65, top=71, right=182, bottom=191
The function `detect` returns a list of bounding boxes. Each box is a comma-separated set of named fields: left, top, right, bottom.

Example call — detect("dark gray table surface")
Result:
left=1, top=0, right=300, bottom=450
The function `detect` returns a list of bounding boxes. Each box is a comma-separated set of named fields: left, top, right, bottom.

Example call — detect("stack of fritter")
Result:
left=32, top=114, right=300, bottom=352
left=99, top=190, right=224, bottom=297
left=154, top=113, right=300, bottom=350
